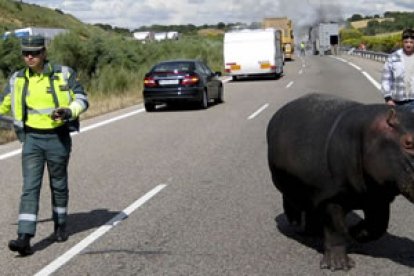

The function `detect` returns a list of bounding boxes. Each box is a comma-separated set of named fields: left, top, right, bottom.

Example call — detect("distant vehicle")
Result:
left=3, top=27, right=67, bottom=41
left=309, top=23, right=339, bottom=55
left=166, top=31, right=180, bottom=40
left=133, top=31, right=179, bottom=43
left=223, top=28, right=284, bottom=80
left=133, top=31, right=154, bottom=43
left=143, top=59, right=223, bottom=111
left=262, top=17, right=295, bottom=61
left=154, top=32, right=167, bottom=41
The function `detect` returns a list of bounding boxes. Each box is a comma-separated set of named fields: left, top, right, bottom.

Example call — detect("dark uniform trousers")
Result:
left=18, top=131, right=72, bottom=236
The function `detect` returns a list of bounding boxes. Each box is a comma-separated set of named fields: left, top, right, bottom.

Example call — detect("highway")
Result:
left=1, top=53, right=414, bottom=276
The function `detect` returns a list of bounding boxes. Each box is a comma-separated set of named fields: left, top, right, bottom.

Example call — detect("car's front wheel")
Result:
left=200, top=90, right=208, bottom=109
left=144, top=102, right=156, bottom=112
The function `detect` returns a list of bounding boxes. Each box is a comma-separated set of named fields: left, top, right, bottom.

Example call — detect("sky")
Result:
left=23, top=0, right=414, bottom=36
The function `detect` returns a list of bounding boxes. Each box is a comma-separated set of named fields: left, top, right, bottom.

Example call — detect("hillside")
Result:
left=350, top=18, right=394, bottom=29
left=0, top=0, right=94, bottom=33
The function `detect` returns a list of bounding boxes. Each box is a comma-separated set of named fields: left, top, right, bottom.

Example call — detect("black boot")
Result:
left=8, top=234, right=33, bottom=256
left=54, top=224, right=68, bottom=242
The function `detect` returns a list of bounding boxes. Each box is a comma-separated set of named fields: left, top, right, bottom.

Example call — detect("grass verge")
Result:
left=0, top=90, right=143, bottom=145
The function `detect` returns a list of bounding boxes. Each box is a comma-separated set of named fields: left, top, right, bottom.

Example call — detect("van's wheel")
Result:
left=200, top=90, right=208, bottom=109
left=144, top=103, right=155, bottom=112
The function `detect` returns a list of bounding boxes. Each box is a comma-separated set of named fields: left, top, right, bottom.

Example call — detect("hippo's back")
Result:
left=268, top=94, right=359, bottom=137
left=267, top=94, right=361, bottom=190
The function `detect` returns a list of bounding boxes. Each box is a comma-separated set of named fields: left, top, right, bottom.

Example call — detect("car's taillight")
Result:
left=182, top=74, right=200, bottom=86
left=144, top=76, right=157, bottom=87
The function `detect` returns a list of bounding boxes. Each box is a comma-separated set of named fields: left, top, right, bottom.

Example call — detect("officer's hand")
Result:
left=51, top=108, right=72, bottom=121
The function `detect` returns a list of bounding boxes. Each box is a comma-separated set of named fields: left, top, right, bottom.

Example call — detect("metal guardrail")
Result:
left=346, top=48, right=389, bottom=63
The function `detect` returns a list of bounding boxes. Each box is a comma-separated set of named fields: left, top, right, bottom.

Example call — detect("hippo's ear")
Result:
left=386, top=108, right=399, bottom=127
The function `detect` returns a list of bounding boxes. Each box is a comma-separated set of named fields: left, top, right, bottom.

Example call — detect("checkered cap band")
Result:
left=21, top=36, right=45, bottom=51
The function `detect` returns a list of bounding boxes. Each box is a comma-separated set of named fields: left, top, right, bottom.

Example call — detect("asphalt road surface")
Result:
left=1, top=53, right=414, bottom=276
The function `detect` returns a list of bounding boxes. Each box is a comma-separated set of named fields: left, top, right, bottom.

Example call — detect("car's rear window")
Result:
left=152, top=62, right=194, bottom=73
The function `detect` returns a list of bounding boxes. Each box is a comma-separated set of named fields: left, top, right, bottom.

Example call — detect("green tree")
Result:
left=0, top=36, right=24, bottom=80
left=217, top=22, right=225, bottom=29
left=349, top=14, right=363, bottom=21
left=94, top=23, right=113, bottom=31
left=340, top=28, right=363, bottom=40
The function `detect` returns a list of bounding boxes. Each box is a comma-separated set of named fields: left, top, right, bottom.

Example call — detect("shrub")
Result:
left=0, top=29, right=223, bottom=106
left=340, top=28, right=363, bottom=41
left=341, top=38, right=362, bottom=48
left=0, top=36, right=24, bottom=85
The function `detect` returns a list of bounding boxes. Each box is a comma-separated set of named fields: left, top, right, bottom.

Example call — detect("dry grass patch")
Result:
left=0, top=90, right=143, bottom=145
left=350, top=18, right=395, bottom=29
left=197, top=28, right=224, bottom=36
left=0, top=129, right=16, bottom=144
left=83, top=90, right=142, bottom=120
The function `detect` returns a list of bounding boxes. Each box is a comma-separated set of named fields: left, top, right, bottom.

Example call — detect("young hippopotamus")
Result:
left=267, top=93, right=414, bottom=271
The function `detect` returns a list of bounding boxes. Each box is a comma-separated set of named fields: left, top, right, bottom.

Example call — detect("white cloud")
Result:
left=26, top=0, right=62, bottom=8
left=61, top=0, right=92, bottom=12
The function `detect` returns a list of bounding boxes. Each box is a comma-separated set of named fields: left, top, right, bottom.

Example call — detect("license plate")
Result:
left=159, top=79, right=179, bottom=85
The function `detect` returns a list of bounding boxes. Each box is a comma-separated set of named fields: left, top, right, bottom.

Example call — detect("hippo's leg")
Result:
left=283, top=195, right=302, bottom=227
left=320, top=203, right=355, bottom=271
left=304, top=210, right=323, bottom=235
left=349, top=203, right=390, bottom=243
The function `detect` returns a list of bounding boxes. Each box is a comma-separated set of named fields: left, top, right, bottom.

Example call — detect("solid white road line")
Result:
left=348, top=62, right=362, bottom=71
left=334, top=57, right=348, bottom=63
left=248, top=103, right=269, bottom=120
left=0, top=149, right=22, bottom=161
left=34, top=184, right=167, bottom=276
left=0, top=108, right=146, bottom=161
left=286, top=81, right=294, bottom=88
left=331, top=56, right=381, bottom=91
left=362, top=71, right=381, bottom=90
left=221, top=76, right=232, bottom=83
left=76, top=109, right=145, bottom=134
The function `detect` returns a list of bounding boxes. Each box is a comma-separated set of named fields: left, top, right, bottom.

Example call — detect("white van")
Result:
left=224, top=28, right=284, bottom=80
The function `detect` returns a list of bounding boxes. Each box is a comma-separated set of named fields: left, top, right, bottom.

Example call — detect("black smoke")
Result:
left=274, top=0, right=345, bottom=41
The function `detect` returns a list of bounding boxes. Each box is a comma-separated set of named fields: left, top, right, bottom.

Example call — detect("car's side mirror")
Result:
left=214, top=71, right=222, bottom=77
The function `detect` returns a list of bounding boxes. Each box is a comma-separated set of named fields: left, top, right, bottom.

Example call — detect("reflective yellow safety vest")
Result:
left=0, top=63, right=88, bottom=131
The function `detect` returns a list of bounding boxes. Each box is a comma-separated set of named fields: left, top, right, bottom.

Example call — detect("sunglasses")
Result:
left=22, top=50, right=43, bottom=57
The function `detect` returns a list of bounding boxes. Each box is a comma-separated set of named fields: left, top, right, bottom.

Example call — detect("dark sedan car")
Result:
left=143, top=59, right=223, bottom=111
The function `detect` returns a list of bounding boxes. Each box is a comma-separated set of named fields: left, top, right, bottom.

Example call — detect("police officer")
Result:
left=300, top=41, right=306, bottom=56
left=0, top=36, right=89, bottom=256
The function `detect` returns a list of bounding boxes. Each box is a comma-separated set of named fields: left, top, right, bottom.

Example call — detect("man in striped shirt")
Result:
left=381, top=28, right=414, bottom=106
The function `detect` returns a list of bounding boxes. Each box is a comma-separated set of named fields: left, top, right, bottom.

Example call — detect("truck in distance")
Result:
left=309, top=23, right=339, bottom=55
left=262, top=17, right=295, bottom=61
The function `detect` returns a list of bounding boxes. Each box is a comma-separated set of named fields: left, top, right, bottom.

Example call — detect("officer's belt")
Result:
left=24, top=125, right=68, bottom=135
